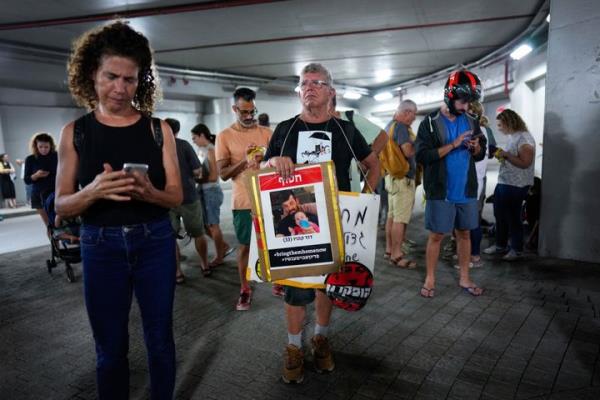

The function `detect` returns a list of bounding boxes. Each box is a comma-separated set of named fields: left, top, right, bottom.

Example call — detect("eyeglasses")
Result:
left=235, top=107, right=258, bottom=116
left=299, top=80, right=330, bottom=89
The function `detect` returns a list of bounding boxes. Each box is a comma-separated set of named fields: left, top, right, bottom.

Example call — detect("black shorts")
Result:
left=284, top=286, right=326, bottom=306
left=31, top=192, right=46, bottom=210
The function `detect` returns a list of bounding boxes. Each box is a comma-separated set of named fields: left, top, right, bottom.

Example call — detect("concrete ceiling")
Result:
left=0, top=0, right=548, bottom=93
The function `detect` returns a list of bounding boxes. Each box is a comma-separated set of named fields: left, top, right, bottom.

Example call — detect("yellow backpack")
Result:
left=378, top=122, right=409, bottom=179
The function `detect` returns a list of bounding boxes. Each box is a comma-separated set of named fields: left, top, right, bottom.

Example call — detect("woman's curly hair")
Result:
left=67, top=21, right=160, bottom=114
left=497, top=109, right=529, bottom=133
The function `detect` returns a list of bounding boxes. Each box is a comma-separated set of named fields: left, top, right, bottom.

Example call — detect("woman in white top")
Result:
left=191, top=123, right=233, bottom=267
left=484, top=109, right=535, bottom=260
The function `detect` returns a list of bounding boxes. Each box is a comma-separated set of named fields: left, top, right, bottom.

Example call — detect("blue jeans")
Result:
left=493, top=184, right=529, bottom=252
left=81, top=217, right=176, bottom=400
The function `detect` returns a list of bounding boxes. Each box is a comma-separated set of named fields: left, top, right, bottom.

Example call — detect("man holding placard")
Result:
left=262, top=63, right=379, bottom=384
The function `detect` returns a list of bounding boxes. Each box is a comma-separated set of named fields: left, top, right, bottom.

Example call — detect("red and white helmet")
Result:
left=444, top=69, right=482, bottom=115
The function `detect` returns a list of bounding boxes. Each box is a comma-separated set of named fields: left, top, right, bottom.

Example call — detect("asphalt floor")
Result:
left=1, top=212, right=600, bottom=400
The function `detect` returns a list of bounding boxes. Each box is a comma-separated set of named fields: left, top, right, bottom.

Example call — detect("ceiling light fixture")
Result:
left=510, top=44, right=533, bottom=60
left=343, top=91, right=362, bottom=100
left=374, top=91, right=393, bottom=101
left=375, top=69, right=392, bottom=82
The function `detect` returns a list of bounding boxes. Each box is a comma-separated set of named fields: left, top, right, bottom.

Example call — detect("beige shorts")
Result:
left=386, top=176, right=416, bottom=224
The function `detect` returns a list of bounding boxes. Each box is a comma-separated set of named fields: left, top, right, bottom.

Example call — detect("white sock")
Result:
left=288, top=332, right=302, bottom=348
left=314, top=323, right=329, bottom=337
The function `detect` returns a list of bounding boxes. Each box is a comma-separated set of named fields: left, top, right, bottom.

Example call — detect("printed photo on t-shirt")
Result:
left=297, top=130, right=332, bottom=164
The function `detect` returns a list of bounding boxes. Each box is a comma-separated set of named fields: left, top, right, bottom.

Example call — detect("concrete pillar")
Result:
left=539, top=0, right=600, bottom=263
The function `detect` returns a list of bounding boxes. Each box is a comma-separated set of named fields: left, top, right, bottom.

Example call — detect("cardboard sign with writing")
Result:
left=247, top=191, right=380, bottom=288
left=246, top=161, right=344, bottom=281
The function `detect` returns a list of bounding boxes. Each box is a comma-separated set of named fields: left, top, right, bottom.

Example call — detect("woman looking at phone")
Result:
left=55, top=22, right=182, bottom=399
left=483, top=109, right=535, bottom=261
left=24, top=133, right=58, bottom=226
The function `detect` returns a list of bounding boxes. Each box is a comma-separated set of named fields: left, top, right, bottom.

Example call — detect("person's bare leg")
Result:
left=424, top=232, right=444, bottom=290
left=385, top=217, right=393, bottom=256
left=193, top=235, right=209, bottom=271
left=315, top=290, right=333, bottom=327
left=238, top=244, right=250, bottom=291
left=38, top=208, right=49, bottom=226
left=37, top=209, right=51, bottom=241
left=391, top=222, right=407, bottom=260
left=286, top=303, right=306, bottom=335
left=175, top=244, right=184, bottom=278
left=456, top=229, right=480, bottom=291
left=208, top=224, right=230, bottom=264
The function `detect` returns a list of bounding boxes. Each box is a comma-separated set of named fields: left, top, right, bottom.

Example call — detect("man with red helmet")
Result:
left=415, top=69, right=487, bottom=298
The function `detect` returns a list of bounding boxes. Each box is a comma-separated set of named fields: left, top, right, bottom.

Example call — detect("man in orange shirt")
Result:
left=215, top=88, right=272, bottom=311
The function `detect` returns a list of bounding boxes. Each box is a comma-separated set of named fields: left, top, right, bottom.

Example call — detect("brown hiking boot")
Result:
left=282, top=344, right=304, bottom=384
left=311, top=335, right=335, bottom=373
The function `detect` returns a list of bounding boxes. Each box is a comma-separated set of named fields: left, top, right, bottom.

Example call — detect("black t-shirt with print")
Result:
left=264, top=116, right=371, bottom=191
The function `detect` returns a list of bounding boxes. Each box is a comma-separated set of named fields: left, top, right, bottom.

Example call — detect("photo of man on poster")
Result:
left=270, top=189, right=319, bottom=237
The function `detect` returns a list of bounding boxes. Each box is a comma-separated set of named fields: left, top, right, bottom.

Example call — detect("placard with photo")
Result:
left=246, top=191, right=380, bottom=292
left=246, top=161, right=344, bottom=280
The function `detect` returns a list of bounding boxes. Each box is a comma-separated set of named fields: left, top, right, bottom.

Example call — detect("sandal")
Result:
left=200, top=265, right=212, bottom=277
left=383, top=252, right=391, bottom=259
left=420, top=287, right=435, bottom=298
left=396, top=258, right=417, bottom=269
left=389, top=253, right=404, bottom=264
left=223, top=246, right=235, bottom=258
left=460, top=285, right=483, bottom=296
left=175, top=273, right=186, bottom=284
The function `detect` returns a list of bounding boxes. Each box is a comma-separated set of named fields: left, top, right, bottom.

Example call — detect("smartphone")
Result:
left=123, top=163, right=149, bottom=175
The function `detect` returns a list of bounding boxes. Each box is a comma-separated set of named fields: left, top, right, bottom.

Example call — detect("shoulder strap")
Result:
left=73, top=116, right=85, bottom=154
left=151, top=117, right=164, bottom=148
left=387, top=121, right=396, bottom=137
left=342, top=117, right=355, bottom=144
left=277, top=117, right=300, bottom=157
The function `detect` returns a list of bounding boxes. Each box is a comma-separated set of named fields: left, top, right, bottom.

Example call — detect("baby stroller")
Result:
left=44, top=192, right=81, bottom=283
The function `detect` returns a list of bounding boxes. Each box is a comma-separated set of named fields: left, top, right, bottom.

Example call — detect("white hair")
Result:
left=300, top=63, right=333, bottom=85
left=398, top=99, right=417, bottom=112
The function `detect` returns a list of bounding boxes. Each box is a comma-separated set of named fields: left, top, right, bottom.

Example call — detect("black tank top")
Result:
left=77, top=112, right=167, bottom=226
